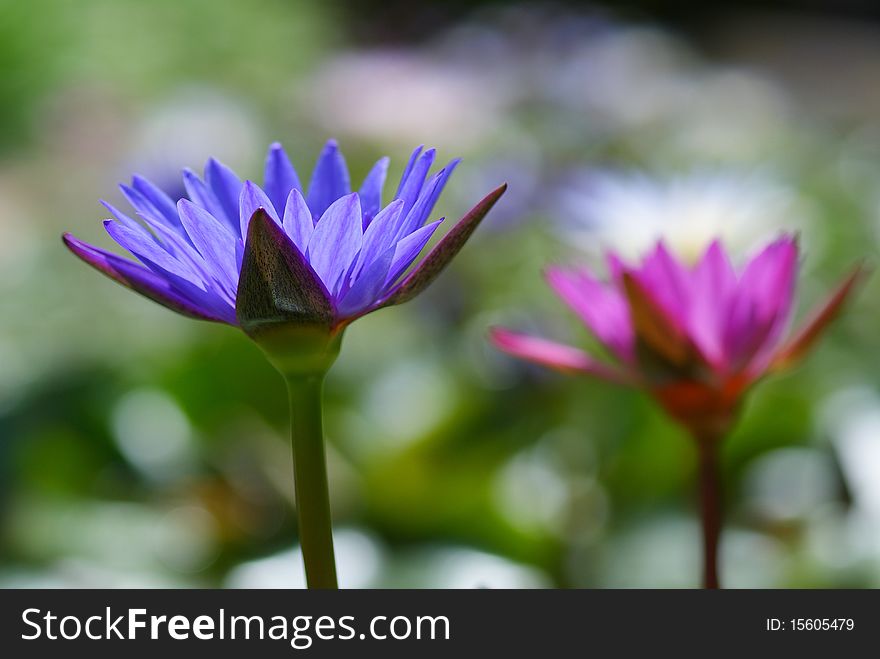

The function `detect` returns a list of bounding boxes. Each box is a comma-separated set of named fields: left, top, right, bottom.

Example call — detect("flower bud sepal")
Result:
left=245, top=321, right=343, bottom=380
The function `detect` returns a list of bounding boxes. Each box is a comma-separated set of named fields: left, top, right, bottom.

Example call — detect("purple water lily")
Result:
left=64, top=140, right=505, bottom=332
left=64, top=139, right=505, bottom=589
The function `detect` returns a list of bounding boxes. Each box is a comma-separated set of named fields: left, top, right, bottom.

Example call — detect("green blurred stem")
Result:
left=286, top=374, right=338, bottom=589
left=695, top=435, right=721, bottom=589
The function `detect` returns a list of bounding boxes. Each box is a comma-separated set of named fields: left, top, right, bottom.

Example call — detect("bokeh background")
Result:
left=2, top=0, right=880, bottom=588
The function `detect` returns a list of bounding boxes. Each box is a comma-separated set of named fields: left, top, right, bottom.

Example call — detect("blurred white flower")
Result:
left=556, top=169, right=812, bottom=262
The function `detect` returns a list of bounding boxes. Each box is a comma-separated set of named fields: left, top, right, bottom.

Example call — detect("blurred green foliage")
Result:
left=1, top=1, right=879, bottom=588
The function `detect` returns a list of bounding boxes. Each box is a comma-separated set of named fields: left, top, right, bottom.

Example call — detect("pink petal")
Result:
left=605, top=250, right=626, bottom=288
left=489, top=327, right=631, bottom=384
left=545, top=265, right=634, bottom=362
left=686, top=240, right=736, bottom=368
left=632, top=241, right=691, bottom=329
left=724, top=235, right=798, bottom=370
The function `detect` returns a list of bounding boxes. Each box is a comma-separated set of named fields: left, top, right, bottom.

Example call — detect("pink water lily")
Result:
left=492, top=236, right=863, bottom=437
left=492, top=236, right=865, bottom=589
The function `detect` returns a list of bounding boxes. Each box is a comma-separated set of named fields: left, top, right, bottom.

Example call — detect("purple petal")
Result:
left=337, top=245, right=395, bottom=317
left=352, top=199, right=405, bottom=278
left=149, top=224, right=220, bottom=292
left=395, top=145, right=423, bottom=198
left=394, top=160, right=460, bottom=241
left=306, top=139, right=351, bottom=219
left=100, top=200, right=149, bottom=236
left=383, top=219, right=443, bottom=288
left=239, top=181, right=279, bottom=238
left=132, top=175, right=181, bottom=229
left=359, top=157, right=389, bottom=228
left=307, top=193, right=363, bottom=296
left=177, top=199, right=239, bottom=295
left=206, top=157, right=243, bottom=233
left=183, top=168, right=228, bottom=229
left=340, top=220, right=444, bottom=312
left=118, top=188, right=211, bottom=282
left=104, top=219, right=203, bottom=287
left=490, top=328, right=631, bottom=383
left=120, top=199, right=219, bottom=291
left=545, top=266, right=634, bottom=363
left=120, top=184, right=176, bottom=231
left=381, top=184, right=506, bottom=307
left=63, top=233, right=234, bottom=324
left=396, top=148, right=435, bottom=219
left=264, top=142, right=302, bottom=215
left=282, top=188, right=314, bottom=253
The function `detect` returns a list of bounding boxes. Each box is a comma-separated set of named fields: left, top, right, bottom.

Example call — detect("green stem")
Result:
left=286, top=374, right=338, bottom=589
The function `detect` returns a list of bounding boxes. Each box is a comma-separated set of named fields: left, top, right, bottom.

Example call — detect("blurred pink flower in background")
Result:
left=492, top=236, right=865, bottom=588
left=492, top=237, right=863, bottom=438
